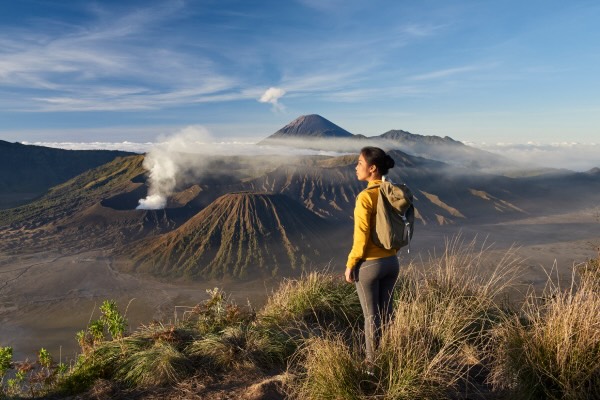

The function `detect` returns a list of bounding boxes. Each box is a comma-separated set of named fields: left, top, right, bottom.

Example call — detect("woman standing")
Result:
left=345, top=146, right=400, bottom=364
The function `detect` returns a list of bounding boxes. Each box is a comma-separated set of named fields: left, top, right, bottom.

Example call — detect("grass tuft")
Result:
left=489, top=270, right=600, bottom=399
left=116, top=340, right=192, bottom=387
left=289, top=334, right=364, bottom=400
left=259, top=270, right=362, bottom=331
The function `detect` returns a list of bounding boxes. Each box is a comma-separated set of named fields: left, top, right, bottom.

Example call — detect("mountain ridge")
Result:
left=0, top=140, right=135, bottom=209
left=259, top=114, right=518, bottom=170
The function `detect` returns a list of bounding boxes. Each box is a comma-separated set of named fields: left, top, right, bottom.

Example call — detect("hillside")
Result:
left=0, top=140, right=134, bottom=209
left=0, top=155, right=148, bottom=251
left=128, top=192, right=331, bottom=279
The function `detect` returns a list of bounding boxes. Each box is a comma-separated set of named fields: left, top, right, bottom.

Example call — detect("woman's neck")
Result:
left=367, top=175, right=382, bottom=182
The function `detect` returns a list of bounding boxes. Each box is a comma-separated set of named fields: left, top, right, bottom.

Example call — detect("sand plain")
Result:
left=0, top=250, right=278, bottom=361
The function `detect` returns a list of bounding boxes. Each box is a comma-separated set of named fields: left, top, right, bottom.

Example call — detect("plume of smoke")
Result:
left=136, top=126, right=354, bottom=210
left=137, top=126, right=213, bottom=210
left=259, top=87, right=286, bottom=111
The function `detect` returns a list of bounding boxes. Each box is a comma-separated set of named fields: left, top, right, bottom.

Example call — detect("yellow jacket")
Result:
left=346, top=179, right=398, bottom=269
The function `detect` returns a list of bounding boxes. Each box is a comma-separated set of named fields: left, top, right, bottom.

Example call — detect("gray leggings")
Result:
left=354, top=255, right=400, bottom=362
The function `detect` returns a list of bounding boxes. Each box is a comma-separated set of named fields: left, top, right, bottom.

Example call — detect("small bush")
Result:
left=183, top=287, right=254, bottom=335
left=186, top=324, right=292, bottom=371
left=0, top=346, right=12, bottom=377
left=100, top=300, right=128, bottom=340
left=59, top=336, right=147, bottom=393
left=116, top=341, right=192, bottom=387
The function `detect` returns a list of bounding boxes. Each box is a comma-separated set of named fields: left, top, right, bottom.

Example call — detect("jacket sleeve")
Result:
left=346, top=191, right=373, bottom=269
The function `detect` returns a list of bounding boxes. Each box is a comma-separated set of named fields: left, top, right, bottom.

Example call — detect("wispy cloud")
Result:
left=0, top=1, right=456, bottom=115
left=409, top=65, right=483, bottom=81
left=0, top=2, right=253, bottom=112
left=400, top=23, right=447, bottom=37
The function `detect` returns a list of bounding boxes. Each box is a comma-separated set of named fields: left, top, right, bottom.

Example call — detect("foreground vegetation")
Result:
left=1, top=239, right=599, bottom=399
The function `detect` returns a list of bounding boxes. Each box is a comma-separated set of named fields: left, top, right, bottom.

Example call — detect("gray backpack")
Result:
left=368, top=180, right=415, bottom=252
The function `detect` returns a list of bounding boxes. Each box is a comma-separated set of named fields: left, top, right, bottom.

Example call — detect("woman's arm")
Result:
left=346, top=191, right=373, bottom=271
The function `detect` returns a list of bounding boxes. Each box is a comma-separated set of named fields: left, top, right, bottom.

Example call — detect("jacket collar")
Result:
left=367, top=179, right=383, bottom=188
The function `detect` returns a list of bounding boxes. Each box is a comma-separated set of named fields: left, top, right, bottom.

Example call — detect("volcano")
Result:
left=262, top=114, right=354, bottom=140
left=128, top=192, right=332, bottom=280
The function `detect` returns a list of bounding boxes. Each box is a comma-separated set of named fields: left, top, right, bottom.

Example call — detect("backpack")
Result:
left=368, top=180, right=415, bottom=252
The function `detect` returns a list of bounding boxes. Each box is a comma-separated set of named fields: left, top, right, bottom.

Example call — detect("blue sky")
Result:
left=1, top=0, right=599, bottom=145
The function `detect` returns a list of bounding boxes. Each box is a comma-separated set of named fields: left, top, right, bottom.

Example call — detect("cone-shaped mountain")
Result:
left=129, top=192, right=331, bottom=280
left=265, top=114, right=354, bottom=139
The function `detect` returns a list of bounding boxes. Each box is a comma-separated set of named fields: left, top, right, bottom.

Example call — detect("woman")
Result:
left=345, top=146, right=399, bottom=364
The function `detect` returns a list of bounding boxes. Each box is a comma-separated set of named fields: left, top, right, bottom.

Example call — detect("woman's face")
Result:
left=356, top=154, right=375, bottom=181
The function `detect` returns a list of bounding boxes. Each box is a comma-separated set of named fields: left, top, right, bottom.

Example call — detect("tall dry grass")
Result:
left=259, top=270, right=362, bottom=329
left=288, top=236, right=524, bottom=399
left=13, top=237, right=600, bottom=400
left=489, top=262, right=600, bottom=400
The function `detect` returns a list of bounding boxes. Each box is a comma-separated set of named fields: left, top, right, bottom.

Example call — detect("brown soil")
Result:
left=58, top=371, right=288, bottom=400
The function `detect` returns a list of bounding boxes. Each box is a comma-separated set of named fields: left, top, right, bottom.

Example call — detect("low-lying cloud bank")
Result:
left=466, top=142, right=600, bottom=172
left=20, top=141, right=153, bottom=153
left=131, top=127, right=352, bottom=209
left=22, top=137, right=600, bottom=176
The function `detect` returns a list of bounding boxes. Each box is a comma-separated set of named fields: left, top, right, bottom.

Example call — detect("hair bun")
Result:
left=384, top=154, right=395, bottom=169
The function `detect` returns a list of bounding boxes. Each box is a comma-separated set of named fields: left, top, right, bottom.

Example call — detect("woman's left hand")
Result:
left=345, top=268, right=354, bottom=283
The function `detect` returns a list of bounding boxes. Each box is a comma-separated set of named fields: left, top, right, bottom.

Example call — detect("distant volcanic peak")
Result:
left=380, top=130, right=462, bottom=146
left=269, top=114, right=354, bottom=138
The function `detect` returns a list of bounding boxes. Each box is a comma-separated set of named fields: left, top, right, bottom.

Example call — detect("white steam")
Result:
left=136, top=126, right=213, bottom=210
left=137, top=194, right=168, bottom=209
left=136, top=126, right=352, bottom=210
left=259, top=87, right=286, bottom=111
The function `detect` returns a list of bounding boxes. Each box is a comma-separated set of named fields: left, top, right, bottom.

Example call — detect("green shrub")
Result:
left=100, top=300, right=127, bottom=340
left=0, top=346, right=12, bottom=377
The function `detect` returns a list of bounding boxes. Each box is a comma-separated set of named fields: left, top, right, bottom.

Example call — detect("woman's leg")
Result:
left=355, top=263, right=379, bottom=363
left=355, top=256, right=399, bottom=362
left=378, top=257, right=400, bottom=327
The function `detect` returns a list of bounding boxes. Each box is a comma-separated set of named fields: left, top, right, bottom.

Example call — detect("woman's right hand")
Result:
left=345, top=267, right=354, bottom=283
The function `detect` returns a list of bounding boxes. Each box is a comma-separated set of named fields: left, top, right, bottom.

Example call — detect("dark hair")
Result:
left=360, top=146, right=395, bottom=176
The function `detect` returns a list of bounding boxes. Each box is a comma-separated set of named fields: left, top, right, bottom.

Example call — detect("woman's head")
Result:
left=356, top=146, right=395, bottom=181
